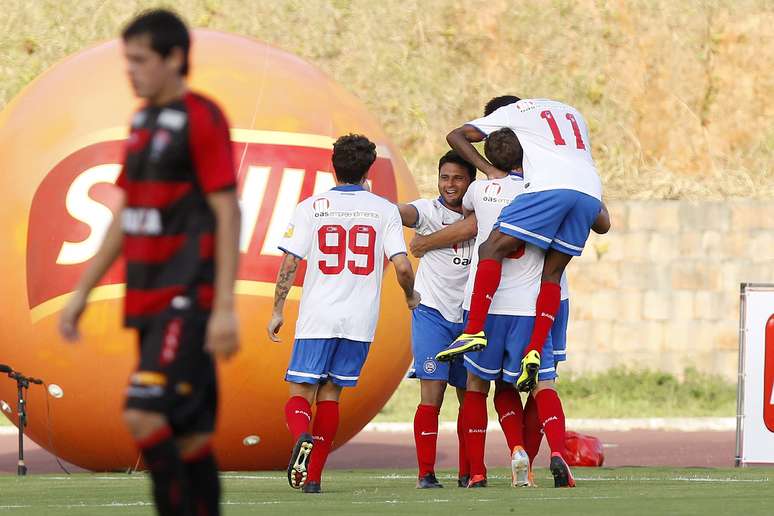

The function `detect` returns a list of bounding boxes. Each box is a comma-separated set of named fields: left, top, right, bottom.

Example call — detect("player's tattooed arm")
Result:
left=268, top=253, right=301, bottom=342
left=447, top=125, right=505, bottom=179
left=592, top=201, right=611, bottom=234
left=409, top=213, right=478, bottom=258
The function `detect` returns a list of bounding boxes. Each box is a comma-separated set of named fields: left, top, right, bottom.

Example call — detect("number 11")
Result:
left=540, top=110, right=587, bottom=150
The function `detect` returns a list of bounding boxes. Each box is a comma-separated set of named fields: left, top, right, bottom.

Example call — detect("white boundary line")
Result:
left=364, top=417, right=736, bottom=433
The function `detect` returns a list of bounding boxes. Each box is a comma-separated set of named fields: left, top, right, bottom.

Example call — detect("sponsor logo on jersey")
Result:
left=313, top=197, right=330, bottom=214
left=25, top=132, right=399, bottom=315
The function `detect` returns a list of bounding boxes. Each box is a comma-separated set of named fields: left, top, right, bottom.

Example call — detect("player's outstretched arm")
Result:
left=397, top=203, right=419, bottom=228
left=447, top=125, right=504, bottom=178
left=268, top=253, right=302, bottom=342
left=205, top=190, right=242, bottom=359
left=410, top=213, right=478, bottom=258
left=591, top=202, right=611, bottom=234
left=390, top=253, right=420, bottom=309
left=59, top=196, right=126, bottom=342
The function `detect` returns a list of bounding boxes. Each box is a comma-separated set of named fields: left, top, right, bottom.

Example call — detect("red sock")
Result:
left=493, top=388, right=524, bottom=451
left=463, top=391, right=488, bottom=478
left=456, top=405, right=469, bottom=478
left=463, top=259, right=502, bottom=334
left=284, top=396, right=312, bottom=440
left=523, top=393, right=543, bottom=466
left=525, top=282, right=561, bottom=356
left=413, top=404, right=440, bottom=477
left=535, top=389, right=566, bottom=458
left=306, top=400, right=339, bottom=483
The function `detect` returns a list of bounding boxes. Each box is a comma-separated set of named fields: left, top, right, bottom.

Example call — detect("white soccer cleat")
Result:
left=510, top=445, right=532, bottom=487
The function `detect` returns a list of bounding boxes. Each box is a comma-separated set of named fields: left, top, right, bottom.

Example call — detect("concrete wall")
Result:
left=563, top=201, right=774, bottom=382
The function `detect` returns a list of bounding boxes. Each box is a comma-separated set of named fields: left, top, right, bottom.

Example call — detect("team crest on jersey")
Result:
left=150, top=129, right=172, bottom=161
left=423, top=359, right=437, bottom=374
left=313, top=197, right=330, bottom=214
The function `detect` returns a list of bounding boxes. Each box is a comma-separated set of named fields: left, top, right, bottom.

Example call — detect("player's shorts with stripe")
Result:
left=125, top=308, right=217, bottom=436
left=494, top=189, right=601, bottom=256
left=462, top=311, right=557, bottom=382
left=407, top=304, right=467, bottom=389
left=552, top=299, right=570, bottom=366
left=286, top=338, right=371, bottom=387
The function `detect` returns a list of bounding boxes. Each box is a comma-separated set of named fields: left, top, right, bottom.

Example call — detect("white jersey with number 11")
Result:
left=279, top=185, right=407, bottom=342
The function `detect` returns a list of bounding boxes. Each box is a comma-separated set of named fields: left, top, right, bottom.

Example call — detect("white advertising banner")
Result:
left=736, top=284, right=774, bottom=465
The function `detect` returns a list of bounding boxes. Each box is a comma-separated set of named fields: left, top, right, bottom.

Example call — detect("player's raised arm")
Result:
left=592, top=201, right=611, bottom=234
left=446, top=125, right=504, bottom=178
left=59, top=195, right=126, bottom=341
left=410, top=213, right=478, bottom=258
left=268, top=252, right=302, bottom=342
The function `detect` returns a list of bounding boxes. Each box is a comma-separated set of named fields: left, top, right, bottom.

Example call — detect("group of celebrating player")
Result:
left=272, top=94, right=610, bottom=492
left=54, top=8, right=609, bottom=515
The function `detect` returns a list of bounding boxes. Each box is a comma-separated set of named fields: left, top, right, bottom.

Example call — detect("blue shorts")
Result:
left=553, top=299, right=570, bottom=365
left=407, top=304, right=467, bottom=389
left=286, top=338, right=371, bottom=387
left=462, top=312, right=557, bottom=383
left=495, top=189, right=601, bottom=256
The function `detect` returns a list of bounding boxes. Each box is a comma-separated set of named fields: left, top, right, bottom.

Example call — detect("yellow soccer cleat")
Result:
left=435, top=332, right=487, bottom=362
left=516, top=350, right=540, bottom=392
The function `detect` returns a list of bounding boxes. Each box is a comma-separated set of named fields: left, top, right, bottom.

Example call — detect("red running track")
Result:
left=0, top=428, right=735, bottom=475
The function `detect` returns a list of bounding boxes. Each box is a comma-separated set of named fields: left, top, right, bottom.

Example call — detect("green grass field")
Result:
left=0, top=468, right=771, bottom=515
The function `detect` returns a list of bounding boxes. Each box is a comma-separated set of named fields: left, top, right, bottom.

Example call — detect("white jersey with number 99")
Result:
left=279, top=185, right=407, bottom=342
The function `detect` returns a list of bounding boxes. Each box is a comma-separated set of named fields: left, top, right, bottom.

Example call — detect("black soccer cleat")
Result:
left=416, top=473, right=443, bottom=489
left=302, top=481, right=321, bottom=494
left=457, top=475, right=470, bottom=488
left=287, top=432, right=314, bottom=489
left=549, top=454, right=576, bottom=488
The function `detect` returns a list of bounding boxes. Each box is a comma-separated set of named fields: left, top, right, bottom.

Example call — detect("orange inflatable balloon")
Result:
left=0, top=30, right=417, bottom=471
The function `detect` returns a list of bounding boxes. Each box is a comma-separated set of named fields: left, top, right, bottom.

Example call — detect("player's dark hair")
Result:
left=484, top=95, right=521, bottom=116
left=122, top=9, right=191, bottom=76
left=485, top=128, right=523, bottom=171
left=438, top=150, right=476, bottom=181
left=332, top=134, right=377, bottom=184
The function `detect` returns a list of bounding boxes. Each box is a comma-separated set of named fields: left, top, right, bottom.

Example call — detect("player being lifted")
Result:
left=268, top=134, right=420, bottom=494
left=396, top=150, right=476, bottom=488
left=420, top=123, right=608, bottom=488
left=59, top=10, right=241, bottom=515
left=437, top=96, right=604, bottom=446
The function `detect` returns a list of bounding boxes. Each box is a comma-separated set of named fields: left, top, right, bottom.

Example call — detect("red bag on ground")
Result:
left=564, top=431, right=605, bottom=467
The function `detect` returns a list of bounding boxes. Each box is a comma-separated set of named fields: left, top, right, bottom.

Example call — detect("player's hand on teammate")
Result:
left=59, top=292, right=87, bottom=342
left=406, top=291, right=421, bottom=310
left=267, top=312, right=284, bottom=342
left=409, top=235, right=430, bottom=258
left=206, top=309, right=240, bottom=359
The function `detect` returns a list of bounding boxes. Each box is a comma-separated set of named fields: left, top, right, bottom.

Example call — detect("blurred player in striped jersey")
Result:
left=59, top=10, right=241, bottom=515
left=396, top=150, right=476, bottom=488
left=268, top=134, right=420, bottom=494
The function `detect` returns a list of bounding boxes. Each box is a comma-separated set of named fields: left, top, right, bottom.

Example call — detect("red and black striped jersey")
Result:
left=116, top=91, right=236, bottom=327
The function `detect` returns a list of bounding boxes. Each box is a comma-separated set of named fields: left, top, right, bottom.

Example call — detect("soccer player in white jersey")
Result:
left=267, top=134, right=420, bottom=494
left=396, top=150, right=476, bottom=488
left=439, top=96, right=604, bottom=411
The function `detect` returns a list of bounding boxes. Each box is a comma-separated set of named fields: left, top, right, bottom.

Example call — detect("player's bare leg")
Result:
left=415, top=379, right=446, bottom=488
left=436, top=230, right=524, bottom=362
left=533, top=380, right=574, bottom=488
left=493, top=381, right=531, bottom=487
left=124, top=409, right=191, bottom=515
left=303, top=382, right=343, bottom=494
left=285, top=383, right=317, bottom=490
left=454, top=386, right=469, bottom=487
left=516, top=249, right=573, bottom=392
left=463, top=373, right=490, bottom=487
left=178, top=433, right=220, bottom=515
